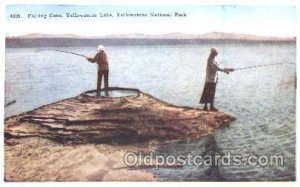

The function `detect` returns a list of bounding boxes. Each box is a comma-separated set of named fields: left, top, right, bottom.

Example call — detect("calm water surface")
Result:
left=5, top=43, right=296, bottom=181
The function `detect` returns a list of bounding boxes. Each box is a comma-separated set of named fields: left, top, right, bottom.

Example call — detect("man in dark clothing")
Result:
left=86, top=45, right=109, bottom=95
left=200, top=48, right=234, bottom=111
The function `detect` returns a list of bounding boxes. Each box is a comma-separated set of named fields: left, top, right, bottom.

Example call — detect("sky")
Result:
left=6, top=5, right=296, bottom=37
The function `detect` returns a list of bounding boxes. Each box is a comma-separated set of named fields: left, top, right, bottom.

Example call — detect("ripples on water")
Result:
left=5, top=42, right=296, bottom=181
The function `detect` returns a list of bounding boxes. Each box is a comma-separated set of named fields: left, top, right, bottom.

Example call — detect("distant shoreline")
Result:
left=5, top=38, right=295, bottom=48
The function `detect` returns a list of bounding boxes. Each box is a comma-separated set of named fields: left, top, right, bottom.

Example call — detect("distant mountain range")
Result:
left=7, top=32, right=295, bottom=41
left=6, top=32, right=295, bottom=48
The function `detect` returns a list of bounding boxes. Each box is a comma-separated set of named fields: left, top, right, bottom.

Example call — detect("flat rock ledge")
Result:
left=4, top=87, right=234, bottom=181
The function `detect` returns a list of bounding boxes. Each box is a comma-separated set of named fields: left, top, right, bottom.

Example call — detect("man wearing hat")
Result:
left=200, top=48, right=234, bottom=111
left=86, top=45, right=109, bottom=95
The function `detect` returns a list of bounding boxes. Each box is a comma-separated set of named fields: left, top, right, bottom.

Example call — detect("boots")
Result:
left=210, top=105, right=219, bottom=112
left=203, top=104, right=208, bottom=111
left=203, top=103, right=219, bottom=112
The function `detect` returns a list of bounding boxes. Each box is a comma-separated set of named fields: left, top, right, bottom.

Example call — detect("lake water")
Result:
left=5, top=42, right=296, bottom=181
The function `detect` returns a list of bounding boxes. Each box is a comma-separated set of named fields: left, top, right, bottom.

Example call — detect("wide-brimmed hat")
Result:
left=97, top=45, right=105, bottom=51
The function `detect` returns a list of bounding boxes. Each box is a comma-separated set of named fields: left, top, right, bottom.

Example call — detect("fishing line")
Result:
left=234, top=62, right=294, bottom=71
left=53, top=49, right=294, bottom=71
left=54, top=49, right=88, bottom=58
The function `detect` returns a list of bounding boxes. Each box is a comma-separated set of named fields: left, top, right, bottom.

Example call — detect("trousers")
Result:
left=97, top=70, right=109, bottom=91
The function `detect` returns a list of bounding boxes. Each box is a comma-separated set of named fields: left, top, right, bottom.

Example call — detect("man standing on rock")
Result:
left=86, top=45, right=109, bottom=96
left=200, top=48, right=234, bottom=111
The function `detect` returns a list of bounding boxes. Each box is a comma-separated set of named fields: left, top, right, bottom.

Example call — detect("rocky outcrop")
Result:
left=4, top=87, right=234, bottom=181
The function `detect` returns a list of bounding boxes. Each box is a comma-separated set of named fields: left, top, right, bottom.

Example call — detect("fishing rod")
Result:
left=234, top=62, right=294, bottom=71
left=5, top=100, right=16, bottom=108
left=54, top=49, right=88, bottom=58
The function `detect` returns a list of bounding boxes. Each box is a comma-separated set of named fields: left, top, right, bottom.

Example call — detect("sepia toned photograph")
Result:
left=3, top=2, right=296, bottom=182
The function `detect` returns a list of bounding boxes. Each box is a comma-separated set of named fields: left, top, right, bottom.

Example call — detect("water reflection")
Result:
left=84, top=89, right=139, bottom=97
left=95, top=90, right=109, bottom=97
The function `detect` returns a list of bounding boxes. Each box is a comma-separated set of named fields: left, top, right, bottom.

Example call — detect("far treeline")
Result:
left=6, top=38, right=295, bottom=48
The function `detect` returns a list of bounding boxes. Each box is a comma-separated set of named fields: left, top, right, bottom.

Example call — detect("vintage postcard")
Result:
left=3, top=0, right=297, bottom=183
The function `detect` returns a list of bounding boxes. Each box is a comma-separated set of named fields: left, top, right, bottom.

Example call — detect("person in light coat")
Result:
left=200, top=48, right=234, bottom=111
